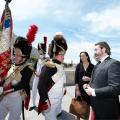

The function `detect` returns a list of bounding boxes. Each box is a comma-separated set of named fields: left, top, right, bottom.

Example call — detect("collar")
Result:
left=15, top=59, right=27, bottom=66
left=100, top=55, right=109, bottom=63
left=52, top=59, right=61, bottom=64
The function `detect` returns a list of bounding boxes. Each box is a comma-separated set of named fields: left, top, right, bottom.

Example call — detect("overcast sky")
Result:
left=0, top=0, right=120, bottom=64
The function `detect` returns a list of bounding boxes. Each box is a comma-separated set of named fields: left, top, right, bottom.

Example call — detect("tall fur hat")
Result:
left=14, top=25, right=38, bottom=59
left=48, top=32, right=68, bottom=58
left=14, top=37, right=32, bottom=59
left=38, top=36, right=47, bottom=54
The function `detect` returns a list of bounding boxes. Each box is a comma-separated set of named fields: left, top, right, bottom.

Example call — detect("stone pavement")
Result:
left=57, top=110, right=77, bottom=120
left=25, top=86, right=77, bottom=120
left=6, top=86, right=79, bottom=120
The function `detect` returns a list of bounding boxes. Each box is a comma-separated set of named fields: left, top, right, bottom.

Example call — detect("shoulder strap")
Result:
left=45, top=59, right=56, bottom=68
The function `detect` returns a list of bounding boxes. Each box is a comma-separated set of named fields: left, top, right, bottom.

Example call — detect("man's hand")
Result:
left=83, top=84, right=88, bottom=90
left=82, top=76, right=90, bottom=81
left=83, top=84, right=96, bottom=96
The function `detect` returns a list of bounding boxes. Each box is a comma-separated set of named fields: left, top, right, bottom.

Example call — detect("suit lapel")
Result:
left=90, top=57, right=111, bottom=84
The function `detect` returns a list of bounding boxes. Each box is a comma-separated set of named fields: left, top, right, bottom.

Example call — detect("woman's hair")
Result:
left=80, top=51, right=91, bottom=63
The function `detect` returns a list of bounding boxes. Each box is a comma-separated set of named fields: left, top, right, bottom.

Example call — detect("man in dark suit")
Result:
left=84, top=42, right=120, bottom=120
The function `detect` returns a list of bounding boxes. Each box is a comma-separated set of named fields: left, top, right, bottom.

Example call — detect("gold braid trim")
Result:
left=45, top=59, right=56, bottom=68
left=3, top=63, right=34, bottom=86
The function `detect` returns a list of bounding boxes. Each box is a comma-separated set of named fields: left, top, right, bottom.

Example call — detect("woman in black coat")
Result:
left=75, top=52, right=94, bottom=105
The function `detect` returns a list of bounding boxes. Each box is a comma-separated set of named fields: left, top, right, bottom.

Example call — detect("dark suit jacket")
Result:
left=90, top=57, right=120, bottom=119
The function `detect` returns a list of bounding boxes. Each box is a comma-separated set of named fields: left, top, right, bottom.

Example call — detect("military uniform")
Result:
left=0, top=63, right=33, bottom=120
left=30, top=36, right=48, bottom=111
left=38, top=33, right=68, bottom=120
left=0, top=24, right=38, bottom=120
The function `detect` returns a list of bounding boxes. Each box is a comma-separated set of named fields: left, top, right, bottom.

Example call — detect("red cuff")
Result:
left=3, top=83, right=13, bottom=95
left=24, top=96, right=30, bottom=110
left=38, top=101, right=48, bottom=114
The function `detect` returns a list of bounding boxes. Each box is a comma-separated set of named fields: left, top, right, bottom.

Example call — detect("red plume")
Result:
left=26, top=24, right=38, bottom=45
left=43, top=36, right=47, bottom=46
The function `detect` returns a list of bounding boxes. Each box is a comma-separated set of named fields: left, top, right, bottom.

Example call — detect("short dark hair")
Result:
left=95, top=41, right=111, bottom=55
left=80, top=51, right=91, bottom=63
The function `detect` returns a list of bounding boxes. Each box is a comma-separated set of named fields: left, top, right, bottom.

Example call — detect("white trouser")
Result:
left=43, top=72, right=65, bottom=120
left=0, top=91, right=22, bottom=120
left=31, top=76, right=39, bottom=106
left=43, top=98, right=62, bottom=120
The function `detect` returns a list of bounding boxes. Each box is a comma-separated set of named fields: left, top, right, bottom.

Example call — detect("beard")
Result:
left=94, top=54, right=100, bottom=62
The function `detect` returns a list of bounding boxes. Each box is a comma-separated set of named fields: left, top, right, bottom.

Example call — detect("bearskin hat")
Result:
left=38, top=36, right=47, bottom=54
left=48, top=33, right=68, bottom=58
left=14, top=24, right=38, bottom=59
left=14, top=37, right=32, bottom=59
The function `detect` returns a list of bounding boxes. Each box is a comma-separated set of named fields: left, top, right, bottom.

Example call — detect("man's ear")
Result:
left=102, top=47, right=106, bottom=53
left=22, top=57, right=27, bottom=62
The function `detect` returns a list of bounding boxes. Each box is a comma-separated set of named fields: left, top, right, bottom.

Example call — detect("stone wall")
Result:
left=30, top=67, right=76, bottom=88
left=65, top=68, right=75, bottom=86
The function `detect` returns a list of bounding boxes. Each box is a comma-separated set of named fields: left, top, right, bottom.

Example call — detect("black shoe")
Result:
left=29, top=106, right=36, bottom=111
